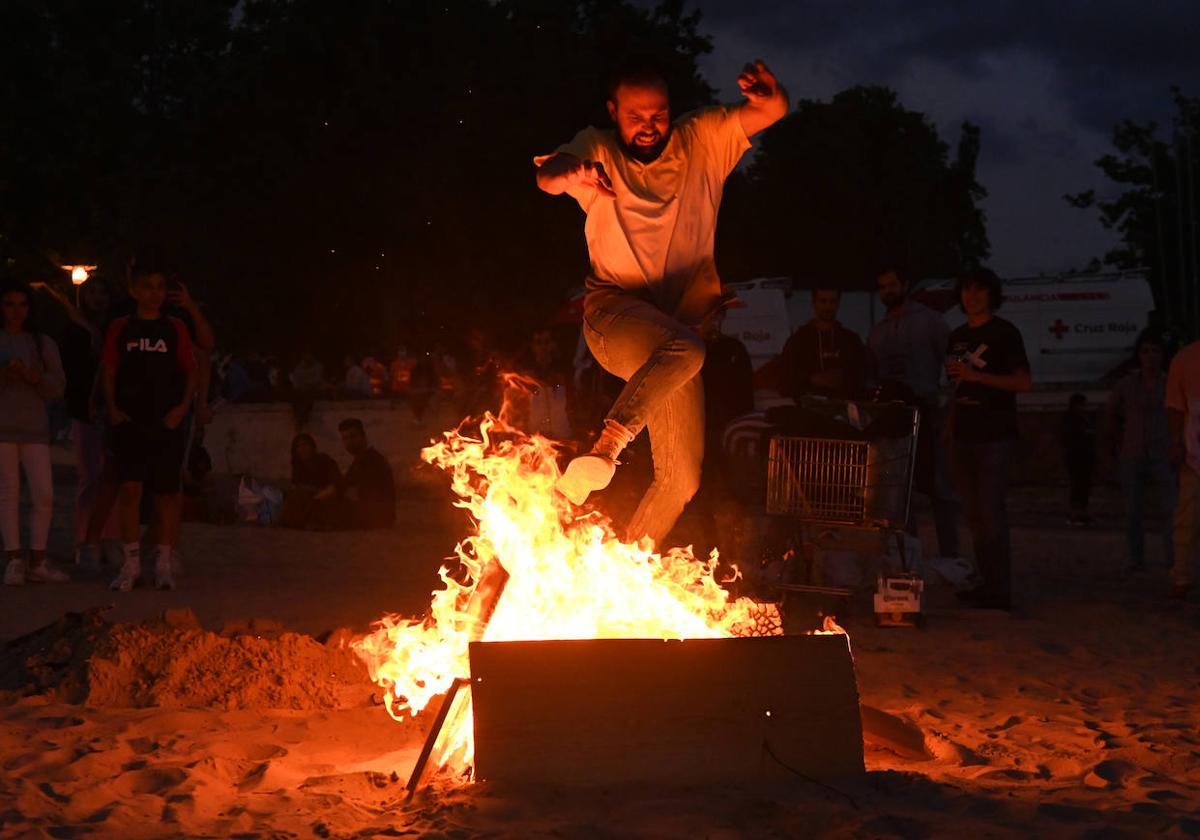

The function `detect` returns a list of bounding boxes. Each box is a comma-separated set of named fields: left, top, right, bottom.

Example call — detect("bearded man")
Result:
left=535, top=59, right=788, bottom=547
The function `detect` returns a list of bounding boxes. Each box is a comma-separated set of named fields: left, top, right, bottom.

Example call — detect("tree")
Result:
left=1066, top=87, right=1200, bottom=333
left=716, top=86, right=989, bottom=288
left=0, top=0, right=716, bottom=357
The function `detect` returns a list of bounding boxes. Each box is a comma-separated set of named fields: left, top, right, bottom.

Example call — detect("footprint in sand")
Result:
left=126, top=736, right=161, bottom=755
left=114, top=766, right=189, bottom=797
left=240, top=743, right=288, bottom=761
left=34, top=715, right=86, bottom=729
left=236, top=761, right=270, bottom=791
left=200, top=740, right=289, bottom=762
left=1083, top=759, right=1138, bottom=789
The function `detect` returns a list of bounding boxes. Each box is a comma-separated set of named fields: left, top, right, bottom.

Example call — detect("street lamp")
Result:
left=62, top=264, right=97, bottom=285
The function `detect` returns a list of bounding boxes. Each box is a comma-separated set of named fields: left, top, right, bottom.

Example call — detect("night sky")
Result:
left=682, top=1, right=1200, bottom=278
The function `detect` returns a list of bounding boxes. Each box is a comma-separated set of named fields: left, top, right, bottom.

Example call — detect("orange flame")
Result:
left=352, top=412, right=809, bottom=774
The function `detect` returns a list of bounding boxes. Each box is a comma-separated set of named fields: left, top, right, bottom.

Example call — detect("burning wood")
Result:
left=351, top=414, right=793, bottom=780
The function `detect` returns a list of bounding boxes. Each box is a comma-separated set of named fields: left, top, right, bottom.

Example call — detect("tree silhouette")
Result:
left=0, top=0, right=715, bottom=354
left=1066, top=87, right=1200, bottom=332
left=717, top=86, right=989, bottom=289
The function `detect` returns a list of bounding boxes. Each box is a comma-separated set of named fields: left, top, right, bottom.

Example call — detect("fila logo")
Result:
left=126, top=338, right=169, bottom=353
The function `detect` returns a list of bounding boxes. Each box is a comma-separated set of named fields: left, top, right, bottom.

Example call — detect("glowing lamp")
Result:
left=63, top=264, right=97, bottom=285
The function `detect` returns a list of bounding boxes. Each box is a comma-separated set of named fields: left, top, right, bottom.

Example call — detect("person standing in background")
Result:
left=945, top=268, right=1032, bottom=611
left=696, top=307, right=755, bottom=565
left=780, top=287, right=864, bottom=401
left=867, top=264, right=960, bottom=561
left=1, top=282, right=68, bottom=585
left=101, top=265, right=198, bottom=592
left=48, top=278, right=124, bottom=569
left=1165, top=338, right=1200, bottom=599
left=1109, top=329, right=1175, bottom=574
left=1062, top=393, right=1096, bottom=527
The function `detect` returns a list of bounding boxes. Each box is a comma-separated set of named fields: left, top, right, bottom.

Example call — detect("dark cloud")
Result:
left=692, top=0, right=1199, bottom=130
left=669, top=1, right=1199, bottom=274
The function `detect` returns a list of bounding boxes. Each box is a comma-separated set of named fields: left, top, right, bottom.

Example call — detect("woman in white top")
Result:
left=1, top=282, right=68, bottom=585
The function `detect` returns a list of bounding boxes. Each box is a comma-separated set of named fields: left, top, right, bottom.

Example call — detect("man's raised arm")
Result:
left=735, top=60, right=789, bottom=138
left=534, top=153, right=616, bottom=198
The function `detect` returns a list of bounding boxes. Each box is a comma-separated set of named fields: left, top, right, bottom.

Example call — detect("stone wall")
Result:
left=202, top=399, right=463, bottom=483
left=202, top=398, right=1114, bottom=488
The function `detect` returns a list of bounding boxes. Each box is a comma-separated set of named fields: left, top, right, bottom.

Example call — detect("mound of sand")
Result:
left=0, top=608, right=375, bottom=711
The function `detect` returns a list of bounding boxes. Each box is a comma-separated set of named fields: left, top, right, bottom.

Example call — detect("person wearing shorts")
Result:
left=100, top=263, right=197, bottom=591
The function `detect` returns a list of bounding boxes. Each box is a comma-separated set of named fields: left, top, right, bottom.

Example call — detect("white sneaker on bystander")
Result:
left=4, top=557, right=27, bottom=586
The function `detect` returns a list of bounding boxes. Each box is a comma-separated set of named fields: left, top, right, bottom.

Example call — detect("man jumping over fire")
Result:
left=535, top=59, right=788, bottom=546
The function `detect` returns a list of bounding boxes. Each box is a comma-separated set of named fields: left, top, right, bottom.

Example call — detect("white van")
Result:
left=915, top=271, right=1153, bottom=386
left=723, top=270, right=1155, bottom=392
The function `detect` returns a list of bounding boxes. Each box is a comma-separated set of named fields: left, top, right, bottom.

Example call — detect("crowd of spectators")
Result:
left=1, top=251, right=405, bottom=593
left=4, top=252, right=1195, bottom=608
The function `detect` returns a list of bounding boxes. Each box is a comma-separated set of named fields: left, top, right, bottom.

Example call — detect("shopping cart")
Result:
left=765, top=398, right=924, bottom=627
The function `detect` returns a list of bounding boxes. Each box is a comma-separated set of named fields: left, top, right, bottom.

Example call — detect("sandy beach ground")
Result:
left=1, top=461, right=1198, bottom=838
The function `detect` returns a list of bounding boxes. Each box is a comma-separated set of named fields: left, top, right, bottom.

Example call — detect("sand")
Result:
left=1, top=471, right=1198, bottom=837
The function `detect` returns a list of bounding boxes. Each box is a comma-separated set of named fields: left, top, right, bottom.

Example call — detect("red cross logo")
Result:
left=1049, top=319, right=1069, bottom=340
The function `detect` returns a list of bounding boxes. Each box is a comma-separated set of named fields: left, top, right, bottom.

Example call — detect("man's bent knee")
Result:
left=671, top=330, right=706, bottom=377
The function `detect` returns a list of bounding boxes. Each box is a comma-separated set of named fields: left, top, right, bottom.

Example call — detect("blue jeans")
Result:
left=1118, top=456, right=1176, bottom=568
left=583, top=290, right=706, bottom=546
left=952, top=439, right=1013, bottom=606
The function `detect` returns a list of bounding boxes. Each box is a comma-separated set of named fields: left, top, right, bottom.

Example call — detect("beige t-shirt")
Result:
left=1166, top=340, right=1200, bottom=473
left=538, top=106, right=751, bottom=326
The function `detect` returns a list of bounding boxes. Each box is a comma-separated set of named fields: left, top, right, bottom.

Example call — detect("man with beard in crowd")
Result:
left=535, top=58, right=788, bottom=547
left=868, top=264, right=961, bottom=562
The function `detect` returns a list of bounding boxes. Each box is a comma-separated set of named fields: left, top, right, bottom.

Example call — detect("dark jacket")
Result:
left=780, top=321, right=865, bottom=401
left=343, top=447, right=396, bottom=529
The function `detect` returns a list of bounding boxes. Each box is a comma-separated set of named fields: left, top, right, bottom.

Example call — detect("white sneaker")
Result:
left=28, top=560, right=69, bottom=583
left=555, top=454, right=617, bottom=506
left=4, top=557, right=27, bottom=586
left=110, top=559, right=141, bottom=592
left=155, top=556, right=176, bottom=591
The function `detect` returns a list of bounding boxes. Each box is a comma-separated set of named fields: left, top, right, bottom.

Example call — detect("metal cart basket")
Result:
left=766, top=400, right=921, bottom=530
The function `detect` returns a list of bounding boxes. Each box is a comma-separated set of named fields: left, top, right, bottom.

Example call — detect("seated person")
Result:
left=279, top=433, right=342, bottom=529
left=338, top=418, right=396, bottom=529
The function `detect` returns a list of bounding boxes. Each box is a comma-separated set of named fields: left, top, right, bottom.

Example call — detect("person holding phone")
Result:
left=944, top=268, right=1032, bottom=611
left=1, top=282, right=68, bottom=585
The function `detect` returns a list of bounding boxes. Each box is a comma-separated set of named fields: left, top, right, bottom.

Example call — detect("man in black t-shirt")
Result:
left=945, top=268, right=1032, bottom=611
left=338, top=418, right=396, bottom=529
left=100, top=266, right=197, bottom=592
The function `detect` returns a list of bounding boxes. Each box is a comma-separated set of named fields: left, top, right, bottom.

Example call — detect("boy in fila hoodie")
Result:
left=100, top=264, right=197, bottom=591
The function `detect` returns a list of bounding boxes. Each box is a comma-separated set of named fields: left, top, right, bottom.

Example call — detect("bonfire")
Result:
left=351, top=412, right=787, bottom=777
